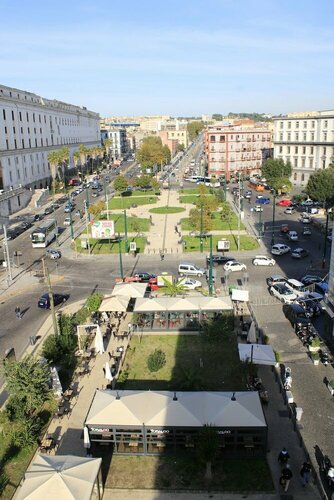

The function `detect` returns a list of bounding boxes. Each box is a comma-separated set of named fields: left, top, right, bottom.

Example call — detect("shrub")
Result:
left=147, top=349, right=166, bottom=372
left=86, top=292, right=103, bottom=313
left=74, top=306, right=90, bottom=325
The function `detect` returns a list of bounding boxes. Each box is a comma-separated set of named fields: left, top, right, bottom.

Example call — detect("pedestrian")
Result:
left=127, top=322, right=132, bottom=334
left=300, top=461, right=312, bottom=487
left=280, top=463, right=293, bottom=492
left=278, top=447, right=290, bottom=467
left=15, top=306, right=22, bottom=319
left=174, top=225, right=178, bottom=234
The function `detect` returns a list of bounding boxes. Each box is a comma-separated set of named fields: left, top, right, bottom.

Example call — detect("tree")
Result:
left=261, top=159, right=292, bottom=183
left=73, top=151, right=80, bottom=175
left=104, top=138, right=112, bottom=163
left=187, top=121, right=205, bottom=141
left=176, top=142, right=185, bottom=152
left=220, top=202, right=233, bottom=224
left=88, top=200, right=105, bottom=218
left=78, top=144, right=89, bottom=175
left=47, top=150, right=60, bottom=196
left=162, top=277, right=187, bottom=297
left=174, top=365, right=202, bottom=390
left=305, top=166, right=334, bottom=207
left=189, top=208, right=213, bottom=233
left=2, top=356, right=52, bottom=418
left=212, top=114, right=223, bottom=121
left=114, top=175, right=128, bottom=192
left=136, top=136, right=170, bottom=170
left=136, top=174, right=152, bottom=189
left=197, top=424, right=220, bottom=480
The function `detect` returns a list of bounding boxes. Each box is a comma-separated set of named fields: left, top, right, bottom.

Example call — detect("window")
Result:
left=6, top=139, right=9, bottom=149
left=323, top=147, right=326, bottom=155
left=288, top=133, right=291, bottom=141
left=303, top=121, right=307, bottom=128
left=294, top=158, right=298, bottom=167
left=17, top=169, right=20, bottom=180
left=311, top=133, right=314, bottom=141
left=19, top=111, right=22, bottom=121
left=9, top=171, right=12, bottom=182
left=295, top=133, right=299, bottom=141
left=296, top=121, right=299, bottom=128
left=26, top=112, right=29, bottom=122
left=280, top=133, right=283, bottom=140
left=303, top=133, right=307, bottom=141
left=14, top=139, right=17, bottom=149
left=294, top=172, right=297, bottom=181
left=11, top=110, right=14, bottom=120
left=33, top=113, right=35, bottom=123
left=301, top=173, right=305, bottom=182
left=324, top=120, right=328, bottom=128
left=310, top=146, right=314, bottom=154
left=309, top=158, right=313, bottom=168
left=220, top=135, right=225, bottom=142
left=302, top=146, right=306, bottom=154
left=13, top=126, right=15, bottom=134
left=280, top=122, right=283, bottom=129
left=4, top=126, right=7, bottom=134
left=295, top=146, right=298, bottom=154
left=323, top=160, right=326, bottom=168
left=288, top=122, right=291, bottom=129
left=302, top=158, right=305, bottom=167
left=22, top=139, right=24, bottom=148
left=324, top=133, right=327, bottom=141
left=20, top=127, right=23, bottom=134
left=210, top=135, right=216, bottom=142
left=279, top=146, right=283, bottom=153
left=29, top=139, right=31, bottom=147
left=2, top=109, right=6, bottom=120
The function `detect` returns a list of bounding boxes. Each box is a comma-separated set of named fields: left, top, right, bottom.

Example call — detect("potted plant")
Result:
left=327, top=379, right=334, bottom=396
left=310, top=352, right=320, bottom=366
left=308, top=337, right=321, bottom=352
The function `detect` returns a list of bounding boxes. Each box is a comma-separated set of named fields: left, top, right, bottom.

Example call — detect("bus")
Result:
left=31, top=219, right=58, bottom=248
left=249, top=179, right=265, bottom=192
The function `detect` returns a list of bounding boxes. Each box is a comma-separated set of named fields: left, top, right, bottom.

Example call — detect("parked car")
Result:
left=63, top=218, right=71, bottom=226
left=44, top=206, right=54, bottom=215
left=266, top=274, right=287, bottom=287
left=283, top=303, right=312, bottom=325
left=291, top=247, right=309, bottom=259
left=177, top=278, right=202, bottom=290
left=64, top=204, right=74, bottom=213
left=302, top=227, right=312, bottom=236
left=286, top=278, right=307, bottom=297
left=38, top=293, right=69, bottom=309
left=252, top=255, right=276, bottom=266
left=280, top=224, right=289, bottom=233
left=133, top=272, right=157, bottom=282
left=303, top=291, right=326, bottom=307
left=253, top=205, right=264, bottom=212
left=300, top=215, right=311, bottom=224
left=277, top=199, right=292, bottom=207
left=34, top=213, right=44, bottom=222
left=46, top=249, right=62, bottom=259
left=271, top=243, right=291, bottom=255
left=178, top=263, right=206, bottom=277
left=300, top=275, right=323, bottom=286
left=244, top=190, right=252, bottom=199
left=206, top=254, right=235, bottom=266
left=269, top=283, right=297, bottom=303
left=314, top=282, right=328, bottom=295
left=284, top=207, right=295, bottom=215
left=301, top=199, right=314, bottom=207
left=256, top=197, right=270, bottom=205
left=223, top=261, right=247, bottom=272
left=287, top=230, right=298, bottom=241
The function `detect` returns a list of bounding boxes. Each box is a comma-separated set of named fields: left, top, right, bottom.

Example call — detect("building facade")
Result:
left=273, top=110, right=334, bottom=187
left=205, top=124, right=272, bottom=180
left=105, top=128, right=129, bottom=161
left=0, top=84, right=100, bottom=191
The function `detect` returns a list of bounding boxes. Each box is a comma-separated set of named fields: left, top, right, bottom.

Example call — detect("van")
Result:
left=178, top=263, right=206, bottom=277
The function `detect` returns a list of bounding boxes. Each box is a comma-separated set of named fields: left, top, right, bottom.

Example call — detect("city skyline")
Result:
left=1, top=0, right=334, bottom=116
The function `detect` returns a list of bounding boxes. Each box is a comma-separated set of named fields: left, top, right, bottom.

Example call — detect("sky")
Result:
left=1, top=0, right=334, bottom=117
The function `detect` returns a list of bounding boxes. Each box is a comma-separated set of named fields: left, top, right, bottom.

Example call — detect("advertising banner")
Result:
left=91, top=220, right=115, bottom=239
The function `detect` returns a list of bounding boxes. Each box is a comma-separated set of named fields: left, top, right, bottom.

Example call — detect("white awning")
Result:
left=111, top=283, right=148, bottom=298
left=231, top=289, right=249, bottom=302
left=133, top=296, right=233, bottom=312
left=99, top=295, right=129, bottom=312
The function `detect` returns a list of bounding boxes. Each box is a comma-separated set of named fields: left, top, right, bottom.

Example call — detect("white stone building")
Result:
left=0, top=84, right=100, bottom=191
left=273, top=110, right=334, bottom=187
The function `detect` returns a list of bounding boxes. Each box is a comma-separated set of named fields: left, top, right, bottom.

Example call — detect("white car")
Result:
left=253, top=205, right=264, bottom=212
left=63, top=217, right=71, bottom=226
left=271, top=244, right=291, bottom=255
left=287, top=231, right=298, bottom=241
left=223, top=261, right=247, bottom=272
left=284, top=207, right=295, bottom=215
left=252, top=255, right=276, bottom=266
left=178, top=278, right=202, bottom=290
left=269, top=283, right=297, bottom=303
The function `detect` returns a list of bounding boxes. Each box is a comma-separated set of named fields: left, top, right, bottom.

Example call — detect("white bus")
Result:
left=31, top=219, right=58, bottom=248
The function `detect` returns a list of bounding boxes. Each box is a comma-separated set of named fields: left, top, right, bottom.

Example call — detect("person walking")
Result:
left=278, top=447, right=290, bottom=467
left=280, top=463, right=293, bottom=492
left=15, top=306, right=22, bottom=319
left=300, top=461, right=312, bottom=487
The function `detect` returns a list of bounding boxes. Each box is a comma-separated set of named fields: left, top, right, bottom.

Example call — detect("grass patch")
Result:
left=181, top=211, right=244, bottom=231
left=108, top=196, right=158, bottom=210
left=149, top=206, right=186, bottom=214
left=105, top=454, right=273, bottom=491
left=98, top=214, right=150, bottom=232
left=179, top=187, right=217, bottom=195
left=183, top=235, right=259, bottom=252
left=0, top=441, right=37, bottom=499
left=179, top=194, right=215, bottom=204
left=117, top=334, right=246, bottom=391
left=129, top=189, right=157, bottom=196
left=74, top=236, right=146, bottom=254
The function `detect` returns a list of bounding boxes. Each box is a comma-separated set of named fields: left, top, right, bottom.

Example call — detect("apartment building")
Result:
left=273, top=110, right=334, bottom=187
left=205, top=124, right=272, bottom=180
left=0, top=84, right=100, bottom=191
left=104, top=127, right=129, bottom=161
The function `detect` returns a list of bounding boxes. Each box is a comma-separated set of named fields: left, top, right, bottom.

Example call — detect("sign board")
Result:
left=217, top=239, right=230, bottom=251
left=129, top=242, right=137, bottom=252
left=91, top=220, right=115, bottom=239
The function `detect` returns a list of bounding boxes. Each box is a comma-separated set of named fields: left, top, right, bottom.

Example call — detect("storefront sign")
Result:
left=150, top=429, right=170, bottom=434
left=217, top=430, right=231, bottom=435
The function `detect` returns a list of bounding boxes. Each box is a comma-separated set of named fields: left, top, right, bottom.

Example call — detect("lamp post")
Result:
left=69, top=201, right=74, bottom=241
left=322, top=209, right=330, bottom=269
left=259, top=207, right=263, bottom=239
left=200, top=205, right=204, bottom=253
left=85, top=187, right=90, bottom=222
left=118, top=232, right=124, bottom=279
left=84, top=204, right=91, bottom=255
left=208, top=235, right=213, bottom=296
left=271, top=190, right=277, bottom=247
left=123, top=210, right=129, bottom=253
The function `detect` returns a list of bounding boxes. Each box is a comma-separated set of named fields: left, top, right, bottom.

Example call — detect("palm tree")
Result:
left=47, top=150, right=60, bottom=197
left=197, top=424, right=220, bottom=481
left=73, top=151, right=81, bottom=177
left=104, top=138, right=112, bottom=164
left=59, top=147, right=69, bottom=191
left=162, top=277, right=186, bottom=297
left=78, top=144, right=88, bottom=176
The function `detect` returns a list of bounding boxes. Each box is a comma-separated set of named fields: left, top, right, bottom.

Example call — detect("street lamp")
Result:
left=200, top=206, right=204, bottom=253
left=123, top=210, right=129, bottom=253
left=271, top=190, right=277, bottom=247
left=118, top=232, right=124, bottom=279
left=208, top=234, right=213, bottom=296
left=322, top=209, right=331, bottom=269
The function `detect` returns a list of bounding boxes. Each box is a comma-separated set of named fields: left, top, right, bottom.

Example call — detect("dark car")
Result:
left=34, top=213, right=44, bottom=222
left=314, top=282, right=328, bottom=296
left=38, top=293, right=69, bottom=309
left=44, top=206, right=54, bottom=215
left=6, top=228, right=19, bottom=240
left=283, top=303, right=311, bottom=326
left=291, top=248, right=309, bottom=259
left=300, top=275, right=323, bottom=286
left=294, top=298, right=321, bottom=317
left=133, top=272, right=157, bottom=282
left=266, top=274, right=287, bottom=287
left=206, top=254, right=236, bottom=266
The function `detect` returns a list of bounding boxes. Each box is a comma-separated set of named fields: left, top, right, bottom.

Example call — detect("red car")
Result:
left=277, top=199, right=292, bottom=207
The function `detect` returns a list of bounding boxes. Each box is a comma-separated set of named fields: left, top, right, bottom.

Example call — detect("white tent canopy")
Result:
left=111, top=283, right=148, bottom=298
left=85, top=390, right=266, bottom=429
left=238, top=343, right=276, bottom=366
left=99, top=295, right=129, bottom=312
left=231, top=289, right=249, bottom=302
left=15, top=454, right=102, bottom=500
left=133, top=296, right=233, bottom=312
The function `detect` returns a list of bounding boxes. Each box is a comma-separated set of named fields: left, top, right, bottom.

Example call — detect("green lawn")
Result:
left=108, top=196, right=158, bottom=209
left=105, top=455, right=274, bottom=491
left=117, top=333, right=247, bottom=391
left=179, top=187, right=217, bottom=195
left=181, top=211, right=244, bottom=231
left=0, top=441, right=37, bottom=499
left=74, top=236, right=146, bottom=254
left=183, top=234, right=259, bottom=252
left=149, top=206, right=186, bottom=214
left=128, top=189, right=158, bottom=197
left=99, top=214, right=150, bottom=232
left=179, top=194, right=215, bottom=204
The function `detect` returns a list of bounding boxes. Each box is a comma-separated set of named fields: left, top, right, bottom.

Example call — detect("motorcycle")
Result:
left=321, top=455, right=334, bottom=489
left=319, top=349, right=330, bottom=367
